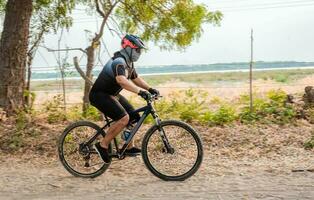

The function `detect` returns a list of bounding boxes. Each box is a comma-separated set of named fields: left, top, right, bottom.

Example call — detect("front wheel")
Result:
left=142, top=120, right=203, bottom=181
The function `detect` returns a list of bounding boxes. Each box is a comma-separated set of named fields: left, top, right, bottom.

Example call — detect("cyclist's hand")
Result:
left=148, top=88, right=160, bottom=96
left=138, top=90, right=151, bottom=100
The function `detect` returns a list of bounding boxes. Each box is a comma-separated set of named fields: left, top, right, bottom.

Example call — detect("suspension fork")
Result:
left=151, top=111, right=174, bottom=154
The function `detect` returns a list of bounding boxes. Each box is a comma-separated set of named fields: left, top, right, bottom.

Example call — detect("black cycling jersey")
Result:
left=89, top=52, right=140, bottom=121
left=91, top=52, right=138, bottom=95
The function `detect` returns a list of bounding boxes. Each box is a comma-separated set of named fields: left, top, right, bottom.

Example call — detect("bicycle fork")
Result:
left=153, top=113, right=175, bottom=154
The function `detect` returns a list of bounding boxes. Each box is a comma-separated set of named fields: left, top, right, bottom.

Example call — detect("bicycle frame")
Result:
left=85, top=97, right=171, bottom=159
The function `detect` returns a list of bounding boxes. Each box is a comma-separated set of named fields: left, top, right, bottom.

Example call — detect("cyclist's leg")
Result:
left=117, top=94, right=140, bottom=124
left=117, top=94, right=141, bottom=149
left=89, top=92, right=129, bottom=149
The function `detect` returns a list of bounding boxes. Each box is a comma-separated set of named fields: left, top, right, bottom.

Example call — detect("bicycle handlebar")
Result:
left=147, top=94, right=163, bottom=103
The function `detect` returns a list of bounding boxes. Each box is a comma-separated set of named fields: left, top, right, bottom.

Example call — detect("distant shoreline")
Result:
left=31, top=66, right=314, bottom=81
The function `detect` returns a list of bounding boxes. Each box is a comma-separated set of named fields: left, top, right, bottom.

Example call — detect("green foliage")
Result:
left=16, top=110, right=29, bottom=131
left=239, top=89, right=296, bottom=124
left=66, top=104, right=101, bottom=121
left=304, top=131, right=314, bottom=150
left=33, top=88, right=303, bottom=127
left=7, top=132, right=25, bottom=150
left=175, top=89, right=207, bottom=122
left=208, top=105, right=237, bottom=126
left=23, top=90, right=36, bottom=112
left=29, top=0, right=75, bottom=51
left=115, top=0, right=223, bottom=50
left=274, top=74, right=288, bottom=83
left=85, top=105, right=102, bottom=121
left=0, top=0, right=6, bottom=13
left=44, top=95, right=67, bottom=123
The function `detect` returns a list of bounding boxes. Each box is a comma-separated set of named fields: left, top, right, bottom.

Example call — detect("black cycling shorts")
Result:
left=89, top=91, right=140, bottom=122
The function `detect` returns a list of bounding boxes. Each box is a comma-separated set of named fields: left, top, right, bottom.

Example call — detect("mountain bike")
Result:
left=58, top=94, right=203, bottom=181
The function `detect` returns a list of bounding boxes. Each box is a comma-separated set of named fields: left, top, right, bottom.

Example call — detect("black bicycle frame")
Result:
left=85, top=99, right=172, bottom=159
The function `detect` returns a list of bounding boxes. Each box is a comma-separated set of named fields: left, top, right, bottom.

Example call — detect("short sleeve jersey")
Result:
left=91, top=57, right=138, bottom=95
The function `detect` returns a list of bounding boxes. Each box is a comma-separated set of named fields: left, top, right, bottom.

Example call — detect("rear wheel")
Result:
left=142, top=120, right=203, bottom=181
left=58, top=121, right=112, bottom=178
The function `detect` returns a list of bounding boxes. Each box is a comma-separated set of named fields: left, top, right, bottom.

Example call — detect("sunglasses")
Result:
left=135, top=48, right=142, bottom=54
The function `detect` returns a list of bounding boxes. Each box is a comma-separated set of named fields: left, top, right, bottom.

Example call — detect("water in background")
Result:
left=31, top=61, right=314, bottom=80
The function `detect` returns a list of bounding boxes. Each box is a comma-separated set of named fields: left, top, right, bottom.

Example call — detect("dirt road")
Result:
left=1, top=152, right=313, bottom=200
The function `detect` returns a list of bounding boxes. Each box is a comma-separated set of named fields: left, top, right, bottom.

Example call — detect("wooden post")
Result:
left=249, top=29, right=254, bottom=112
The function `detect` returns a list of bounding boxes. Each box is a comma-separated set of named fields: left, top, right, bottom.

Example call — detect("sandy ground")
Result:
left=0, top=152, right=313, bottom=200
left=33, top=74, right=314, bottom=106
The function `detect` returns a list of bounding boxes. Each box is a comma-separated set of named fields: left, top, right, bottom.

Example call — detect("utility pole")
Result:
left=249, top=29, right=254, bottom=112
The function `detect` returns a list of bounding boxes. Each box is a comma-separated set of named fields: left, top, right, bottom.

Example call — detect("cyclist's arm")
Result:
left=116, top=75, right=140, bottom=94
left=131, top=77, right=150, bottom=91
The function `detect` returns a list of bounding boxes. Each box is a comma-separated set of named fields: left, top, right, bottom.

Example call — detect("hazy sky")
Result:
left=3, top=0, right=314, bottom=68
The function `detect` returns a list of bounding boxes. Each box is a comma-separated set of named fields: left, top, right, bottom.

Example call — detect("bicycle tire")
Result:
left=142, top=120, right=203, bottom=181
left=58, top=121, right=112, bottom=178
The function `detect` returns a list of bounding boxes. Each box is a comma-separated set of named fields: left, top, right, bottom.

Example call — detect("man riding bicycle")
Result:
left=89, top=34, right=160, bottom=163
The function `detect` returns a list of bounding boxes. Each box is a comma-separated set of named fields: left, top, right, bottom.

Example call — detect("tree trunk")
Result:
left=82, top=46, right=95, bottom=116
left=0, top=0, right=33, bottom=115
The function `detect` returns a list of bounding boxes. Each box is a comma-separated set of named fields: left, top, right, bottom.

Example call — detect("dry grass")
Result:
left=1, top=116, right=313, bottom=165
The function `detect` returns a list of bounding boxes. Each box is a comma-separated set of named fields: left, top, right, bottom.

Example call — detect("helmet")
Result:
left=121, top=34, right=146, bottom=49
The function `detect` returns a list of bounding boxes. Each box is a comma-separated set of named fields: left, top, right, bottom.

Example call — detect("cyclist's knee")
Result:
left=117, top=114, right=129, bottom=126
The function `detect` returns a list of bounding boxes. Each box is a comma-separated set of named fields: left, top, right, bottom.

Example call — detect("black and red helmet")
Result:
left=121, top=34, right=146, bottom=49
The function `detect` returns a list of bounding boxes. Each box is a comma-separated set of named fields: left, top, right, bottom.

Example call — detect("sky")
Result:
left=2, top=0, right=314, bottom=68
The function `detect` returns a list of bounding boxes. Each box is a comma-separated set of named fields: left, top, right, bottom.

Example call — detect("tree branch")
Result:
left=40, top=45, right=87, bottom=54
left=73, top=57, right=93, bottom=85
left=95, top=0, right=105, bottom=18
left=94, top=0, right=121, bottom=41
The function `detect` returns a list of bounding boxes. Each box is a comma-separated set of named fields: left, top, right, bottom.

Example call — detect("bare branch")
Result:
left=94, top=0, right=121, bottom=41
left=40, top=45, right=87, bottom=54
left=73, top=57, right=94, bottom=85
left=108, top=15, right=124, bottom=36
left=28, top=29, right=45, bottom=56
left=95, top=0, right=105, bottom=18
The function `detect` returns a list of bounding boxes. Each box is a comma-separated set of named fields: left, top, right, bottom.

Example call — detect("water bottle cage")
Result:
left=121, top=128, right=132, bottom=141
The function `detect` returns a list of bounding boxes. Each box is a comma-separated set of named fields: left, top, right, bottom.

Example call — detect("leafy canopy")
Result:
left=115, top=0, right=222, bottom=49
left=1, top=0, right=223, bottom=50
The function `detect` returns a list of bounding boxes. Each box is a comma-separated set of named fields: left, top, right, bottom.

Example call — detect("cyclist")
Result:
left=89, top=34, right=160, bottom=163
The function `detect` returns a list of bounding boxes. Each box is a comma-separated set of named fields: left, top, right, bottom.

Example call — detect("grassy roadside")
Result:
left=30, top=68, right=314, bottom=91
left=1, top=88, right=313, bottom=157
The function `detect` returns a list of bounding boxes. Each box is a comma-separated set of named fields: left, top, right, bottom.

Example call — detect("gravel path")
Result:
left=1, top=151, right=313, bottom=200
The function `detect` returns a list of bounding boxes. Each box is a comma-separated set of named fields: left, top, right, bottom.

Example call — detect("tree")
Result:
left=0, top=0, right=74, bottom=114
left=74, top=0, right=223, bottom=115
left=0, top=0, right=33, bottom=115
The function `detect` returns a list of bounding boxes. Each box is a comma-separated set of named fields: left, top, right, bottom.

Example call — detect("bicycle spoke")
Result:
left=146, top=124, right=199, bottom=177
left=62, top=125, right=106, bottom=175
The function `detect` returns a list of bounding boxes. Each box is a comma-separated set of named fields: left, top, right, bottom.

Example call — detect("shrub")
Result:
left=16, top=110, right=29, bottom=131
left=177, top=89, right=208, bottom=122
left=201, top=105, right=237, bottom=126
left=275, top=74, right=288, bottom=83
left=66, top=105, right=82, bottom=121
left=239, top=89, right=296, bottom=124
left=7, top=132, right=25, bottom=150
left=44, top=95, right=67, bottom=124
left=85, top=105, right=102, bottom=121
